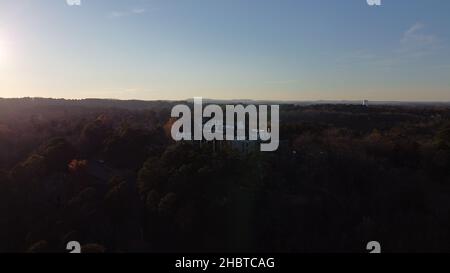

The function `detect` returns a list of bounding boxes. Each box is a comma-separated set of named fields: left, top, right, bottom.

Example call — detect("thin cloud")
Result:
left=339, top=22, right=444, bottom=70
left=131, top=8, right=146, bottom=14
left=400, top=22, right=439, bottom=57
left=402, top=23, right=436, bottom=45
left=108, top=8, right=147, bottom=18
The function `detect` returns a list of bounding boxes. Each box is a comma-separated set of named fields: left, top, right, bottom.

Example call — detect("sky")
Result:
left=0, top=0, right=449, bottom=101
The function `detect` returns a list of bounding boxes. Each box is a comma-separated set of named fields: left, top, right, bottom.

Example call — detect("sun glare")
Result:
left=0, top=29, right=10, bottom=68
left=0, top=39, right=12, bottom=69
left=0, top=39, right=6, bottom=67
left=0, top=46, right=4, bottom=63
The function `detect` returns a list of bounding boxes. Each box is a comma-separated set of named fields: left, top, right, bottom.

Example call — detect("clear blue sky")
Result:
left=1, top=0, right=449, bottom=101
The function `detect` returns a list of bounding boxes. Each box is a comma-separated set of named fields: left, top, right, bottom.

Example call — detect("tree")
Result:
left=81, top=119, right=111, bottom=155
left=436, top=123, right=450, bottom=150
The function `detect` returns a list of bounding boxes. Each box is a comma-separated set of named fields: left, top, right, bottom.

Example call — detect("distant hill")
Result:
left=1, top=97, right=450, bottom=112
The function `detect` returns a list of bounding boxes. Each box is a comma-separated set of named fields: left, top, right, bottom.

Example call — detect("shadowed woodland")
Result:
left=1, top=98, right=450, bottom=252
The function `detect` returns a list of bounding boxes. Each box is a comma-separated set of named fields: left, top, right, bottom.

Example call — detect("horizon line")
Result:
left=1, top=97, right=450, bottom=104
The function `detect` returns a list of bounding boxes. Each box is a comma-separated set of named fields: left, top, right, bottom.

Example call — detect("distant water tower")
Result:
left=362, top=100, right=369, bottom=107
